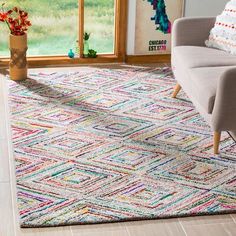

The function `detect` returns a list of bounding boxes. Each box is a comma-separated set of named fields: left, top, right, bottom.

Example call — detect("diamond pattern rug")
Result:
left=7, top=65, right=236, bottom=227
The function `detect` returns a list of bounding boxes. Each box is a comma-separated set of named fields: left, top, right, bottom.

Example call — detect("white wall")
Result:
left=185, top=0, right=228, bottom=16
left=127, top=0, right=136, bottom=55
left=127, top=0, right=228, bottom=55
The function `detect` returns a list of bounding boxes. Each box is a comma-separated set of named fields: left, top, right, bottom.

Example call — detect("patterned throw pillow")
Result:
left=206, top=0, right=236, bottom=54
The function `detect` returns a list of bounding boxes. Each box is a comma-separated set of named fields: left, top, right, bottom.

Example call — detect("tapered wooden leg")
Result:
left=172, top=84, right=181, bottom=98
left=214, top=131, right=221, bottom=154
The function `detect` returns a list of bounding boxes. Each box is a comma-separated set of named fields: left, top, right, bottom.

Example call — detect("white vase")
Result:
left=84, top=40, right=89, bottom=57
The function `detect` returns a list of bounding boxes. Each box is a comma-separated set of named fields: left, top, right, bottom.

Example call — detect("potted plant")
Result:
left=0, top=3, right=31, bottom=81
left=87, top=49, right=97, bottom=58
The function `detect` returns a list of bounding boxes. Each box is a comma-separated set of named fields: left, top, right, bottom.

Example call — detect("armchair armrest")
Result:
left=212, top=68, right=236, bottom=131
left=172, top=17, right=216, bottom=48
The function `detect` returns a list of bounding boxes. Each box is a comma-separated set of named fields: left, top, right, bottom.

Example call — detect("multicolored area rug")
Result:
left=8, top=65, right=236, bottom=227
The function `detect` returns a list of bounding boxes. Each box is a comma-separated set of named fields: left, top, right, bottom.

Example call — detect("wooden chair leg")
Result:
left=172, top=84, right=182, bottom=98
left=214, top=131, right=221, bottom=154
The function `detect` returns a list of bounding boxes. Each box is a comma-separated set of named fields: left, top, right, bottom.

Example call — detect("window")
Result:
left=0, top=0, right=125, bottom=60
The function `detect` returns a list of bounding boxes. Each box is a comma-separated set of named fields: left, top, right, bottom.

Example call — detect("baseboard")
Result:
left=125, top=54, right=171, bottom=64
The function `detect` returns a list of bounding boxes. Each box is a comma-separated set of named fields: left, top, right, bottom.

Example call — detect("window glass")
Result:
left=0, top=0, right=78, bottom=56
left=84, top=0, right=115, bottom=54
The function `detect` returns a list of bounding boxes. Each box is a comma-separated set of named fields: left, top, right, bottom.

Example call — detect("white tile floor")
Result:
left=0, top=70, right=236, bottom=236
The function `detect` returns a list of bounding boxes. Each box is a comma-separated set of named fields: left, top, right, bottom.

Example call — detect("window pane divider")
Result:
left=79, top=0, right=84, bottom=58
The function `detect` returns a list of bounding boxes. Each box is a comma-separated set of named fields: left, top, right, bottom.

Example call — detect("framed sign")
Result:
left=135, top=0, right=184, bottom=55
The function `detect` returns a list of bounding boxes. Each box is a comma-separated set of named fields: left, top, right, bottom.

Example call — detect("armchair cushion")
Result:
left=189, top=66, right=235, bottom=114
left=172, top=46, right=236, bottom=69
left=172, top=17, right=216, bottom=47
left=205, top=0, right=236, bottom=55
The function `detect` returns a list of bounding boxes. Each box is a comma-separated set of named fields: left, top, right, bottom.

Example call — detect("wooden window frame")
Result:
left=0, top=0, right=127, bottom=67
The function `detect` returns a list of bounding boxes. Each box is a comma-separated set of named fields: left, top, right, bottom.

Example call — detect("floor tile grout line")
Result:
left=179, top=221, right=236, bottom=227
left=125, top=225, right=132, bottom=236
left=0, top=181, right=10, bottom=184
left=69, top=226, right=74, bottom=236
left=178, top=219, right=188, bottom=236
left=230, top=214, right=236, bottom=224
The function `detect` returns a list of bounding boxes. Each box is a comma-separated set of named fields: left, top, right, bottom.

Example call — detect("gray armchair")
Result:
left=171, top=17, right=236, bottom=154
